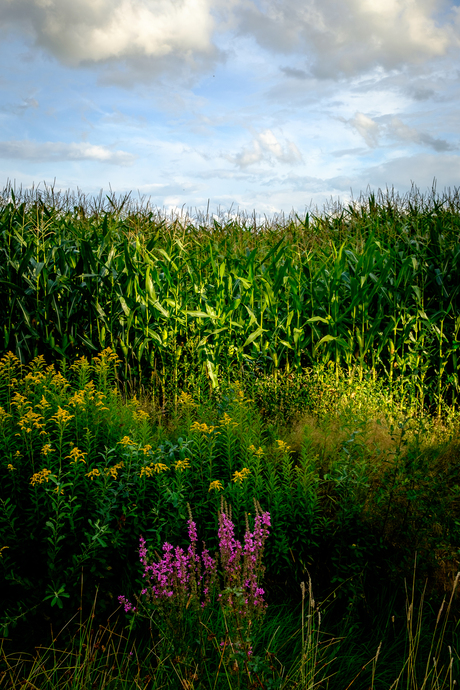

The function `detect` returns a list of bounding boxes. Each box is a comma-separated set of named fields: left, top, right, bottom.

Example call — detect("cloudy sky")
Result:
left=1, top=0, right=460, bottom=215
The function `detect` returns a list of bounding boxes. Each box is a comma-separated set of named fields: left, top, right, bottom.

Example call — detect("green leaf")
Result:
left=243, top=326, right=268, bottom=348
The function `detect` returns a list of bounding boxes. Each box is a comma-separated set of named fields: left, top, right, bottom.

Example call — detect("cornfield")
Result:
left=1, top=180, right=459, bottom=417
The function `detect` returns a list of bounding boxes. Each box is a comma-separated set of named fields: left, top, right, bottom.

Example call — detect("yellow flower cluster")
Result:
left=69, top=355, right=92, bottom=376
left=219, top=413, right=238, bottom=429
left=177, top=391, right=198, bottom=409
left=36, top=395, right=51, bottom=413
left=232, top=468, right=251, bottom=485
left=23, top=370, right=46, bottom=388
left=16, top=409, right=46, bottom=435
left=7, top=464, right=15, bottom=472
left=11, top=392, right=30, bottom=416
left=86, top=468, right=101, bottom=481
left=248, top=444, right=265, bottom=458
left=66, top=447, right=88, bottom=465
left=91, top=347, right=122, bottom=370
left=174, top=459, right=191, bottom=472
left=68, top=390, right=85, bottom=410
left=41, top=444, right=54, bottom=456
left=49, top=371, right=71, bottom=392
left=50, top=406, right=74, bottom=427
left=0, top=351, right=21, bottom=373
left=209, top=480, right=223, bottom=492
left=275, top=439, right=291, bottom=454
left=190, top=421, right=218, bottom=435
left=104, top=461, right=124, bottom=479
left=231, top=381, right=253, bottom=405
left=132, top=409, right=150, bottom=424
left=118, top=436, right=137, bottom=447
left=67, top=381, right=109, bottom=412
left=0, top=406, right=11, bottom=424
left=139, top=462, right=169, bottom=478
left=30, top=468, right=54, bottom=486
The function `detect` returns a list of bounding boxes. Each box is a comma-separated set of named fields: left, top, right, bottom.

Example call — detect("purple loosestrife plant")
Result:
left=118, top=500, right=271, bottom=662
left=218, top=502, right=271, bottom=620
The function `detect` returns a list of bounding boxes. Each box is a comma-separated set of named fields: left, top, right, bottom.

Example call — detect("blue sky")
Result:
left=1, top=0, right=460, bottom=215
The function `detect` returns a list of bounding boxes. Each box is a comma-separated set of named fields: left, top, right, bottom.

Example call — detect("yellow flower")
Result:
left=7, top=464, right=15, bottom=472
left=275, top=439, right=291, bottom=454
left=41, top=444, right=54, bottom=456
left=231, top=381, right=254, bottom=405
left=91, top=347, right=122, bottom=369
left=35, top=395, right=51, bottom=412
left=140, top=465, right=154, bottom=478
left=142, top=444, right=153, bottom=455
left=104, top=461, right=124, bottom=480
left=24, top=371, right=45, bottom=387
left=0, top=407, right=11, bottom=424
left=54, top=486, right=64, bottom=495
left=0, top=351, right=21, bottom=370
left=177, top=391, right=198, bottom=409
left=219, top=413, right=238, bottom=429
left=86, top=468, right=101, bottom=481
left=153, top=462, right=169, bottom=473
left=49, top=372, right=70, bottom=391
left=232, top=468, right=251, bottom=485
left=17, top=409, right=45, bottom=434
left=174, top=458, right=191, bottom=472
left=118, top=436, right=136, bottom=447
left=69, top=355, right=91, bottom=375
left=190, top=421, right=219, bottom=435
left=27, top=354, right=46, bottom=372
left=95, top=391, right=109, bottom=411
left=65, top=447, right=88, bottom=465
left=248, top=444, right=265, bottom=458
left=10, top=392, right=31, bottom=412
left=50, top=406, right=74, bottom=427
left=133, top=410, right=150, bottom=423
left=0, top=546, right=9, bottom=559
left=30, top=468, right=53, bottom=486
left=209, top=480, right=224, bottom=492
left=67, top=390, right=86, bottom=409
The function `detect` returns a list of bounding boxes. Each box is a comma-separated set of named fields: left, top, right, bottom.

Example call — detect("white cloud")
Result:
left=348, top=112, right=382, bottom=148
left=0, top=0, right=220, bottom=71
left=386, top=116, right=456, bottom=150
left=343, top=111, right=457, bottom=151
left=225, top=129, right=303, bottom=168
left=0, top=140, right=135, bottom=165
left=237, top=0, right=459, bottom=79
left=1, top=0, right=459, bottom=84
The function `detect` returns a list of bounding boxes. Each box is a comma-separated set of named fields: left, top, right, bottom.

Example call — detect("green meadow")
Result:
left=0, top=181, right=459, bottom=688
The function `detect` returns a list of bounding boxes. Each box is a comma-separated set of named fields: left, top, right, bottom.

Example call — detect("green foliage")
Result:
left=1, top=182, right=460, bottom=418
left=0, top=182, right=460, bottom=687
left=1, top=346, right=459, bottom=653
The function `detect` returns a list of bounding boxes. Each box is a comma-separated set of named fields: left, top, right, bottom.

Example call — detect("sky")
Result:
left=1, top=0, right=460, bottom=216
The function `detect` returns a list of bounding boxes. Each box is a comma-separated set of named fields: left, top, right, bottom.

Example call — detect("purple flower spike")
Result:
left=119, top=505, right=271, bottom=629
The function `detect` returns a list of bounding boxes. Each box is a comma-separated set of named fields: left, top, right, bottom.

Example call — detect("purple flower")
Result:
left=119, top=504, right=270, bottom=630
